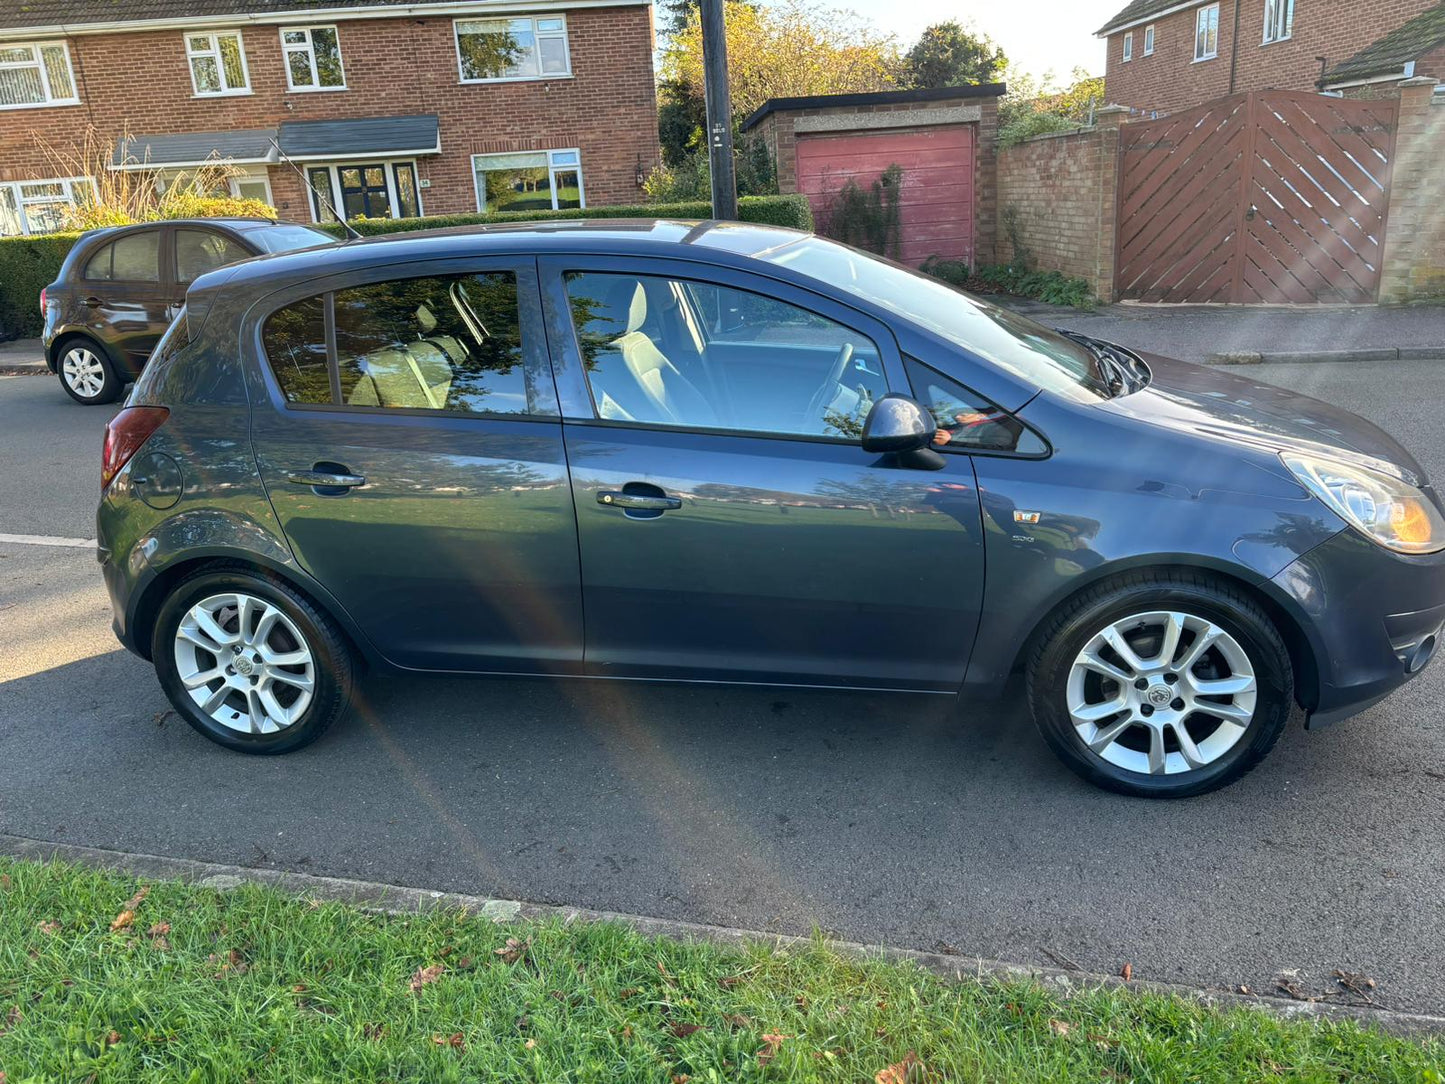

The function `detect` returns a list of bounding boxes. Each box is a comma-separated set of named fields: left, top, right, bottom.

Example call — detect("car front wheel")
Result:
left=1027, top=572, right=1292, bottom=798
left=58, top=338, right=124, bottom=405
left=151, top=568, right=355, bottom=754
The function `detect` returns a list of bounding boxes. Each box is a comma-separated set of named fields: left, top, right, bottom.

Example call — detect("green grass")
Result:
left=0, top=857, right=1440, bottom=1083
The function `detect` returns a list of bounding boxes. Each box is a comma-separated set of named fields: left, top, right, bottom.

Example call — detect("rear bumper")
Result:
left=1272, top=530, right=1445, bottom=729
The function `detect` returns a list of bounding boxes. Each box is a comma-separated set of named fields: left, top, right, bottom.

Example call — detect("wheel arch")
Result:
left=48, top=329, right=121, bottom=375
left=1004, top=556, right=1322, bottom=713
left=128, top=550, right=380, bottom=669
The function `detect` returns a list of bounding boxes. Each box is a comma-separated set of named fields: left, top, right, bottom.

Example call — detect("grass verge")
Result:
left=0, top=856, right=1440, bottom=1082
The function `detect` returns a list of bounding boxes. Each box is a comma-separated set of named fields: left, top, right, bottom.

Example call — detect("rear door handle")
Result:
left=287, top=470, right=365, bottom=488
left=597, top=490, right=681, bottom=511
left=83, top=296, right=104, bottom=308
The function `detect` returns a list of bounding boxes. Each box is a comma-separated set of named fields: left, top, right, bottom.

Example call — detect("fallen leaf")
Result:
left=292, top=984, right=307, bottom=993
left=672, top=1076, right=691, bottom=1083
left=363, top=1022, right=385, bottom=1041
left=620, top=1025, right=634, bottom=1040
left=409, top=964, right=445, bottom=992
left=1048, top=1019, right=1072, bottom=1037
left=494, top=937, right=529, bottom=964
left=1121, top=962, right=1133, bottom=982
left=658, top=960, right=676, bottom=984
left=669, top=1023, right=706, bottom=1038
left=431, top=1032, right=464, bottom=1049
left=5, top=1007, right=22, bottom=1028
left=794, top=994, right=808, bottom=1012
left=122, top=886, right=150, bottom=911
left=106, top=1030, right=121, bottom=1045
left=717, top=975, right=742, bottom=989
left=618, top=987, right=640, bottom=1000
left=1, top=873, right=10, bottom=890
left=722, top=1012, right=752, bottom=1029
left=148, top=923, right=170, bottom=937
left=524, top=1037, right=537, bottom=1049
left=109, top=911, right=135, bottom=932
left=37, top=920, right=60, bottom=935
left=875, top=1052, right=921, bottom=1084
left=757, top=1033, right=790, bottom=1067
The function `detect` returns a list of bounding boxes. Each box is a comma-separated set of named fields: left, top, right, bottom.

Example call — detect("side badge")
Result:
left=1013, top=510, right=1042, bottom=525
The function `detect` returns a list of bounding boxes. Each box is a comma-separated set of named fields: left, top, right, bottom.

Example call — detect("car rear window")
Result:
left=83, top=231, right=161, bottom=283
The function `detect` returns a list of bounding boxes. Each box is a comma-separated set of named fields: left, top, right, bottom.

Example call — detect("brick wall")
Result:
left=0, top=4, right=658, bottom=220
left=1103, top=0, right=1439, bottom=117
left=1379, top=79, right=1445, bottom=302
left=995, top=107, right=1125, bottom=301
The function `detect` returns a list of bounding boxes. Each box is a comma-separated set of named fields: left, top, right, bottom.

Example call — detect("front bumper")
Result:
left=1272, top=529, right=1445, bottom=729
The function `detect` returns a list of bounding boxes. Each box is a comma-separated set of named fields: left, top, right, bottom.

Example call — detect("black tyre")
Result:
left=57, top=337, right=124, bottom=405
left=151, top=566, right=355, bottom=754
left=1027, top=570, right=1292, bottom=798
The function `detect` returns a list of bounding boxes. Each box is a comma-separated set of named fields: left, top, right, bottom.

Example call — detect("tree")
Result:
left=901, top=21, right=1007, bottom=89
left=997, top=66, right=1104, bottom=148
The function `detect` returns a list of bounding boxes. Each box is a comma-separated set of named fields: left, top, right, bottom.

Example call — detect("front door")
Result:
left=336, top=164, right=393, bottom=220
left=247, top=257, right=584, bottom=672
left=540, top=257, right=985, bottom=691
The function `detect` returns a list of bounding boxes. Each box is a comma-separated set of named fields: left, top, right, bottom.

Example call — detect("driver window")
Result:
left=563, top=271, right=887, bottom=440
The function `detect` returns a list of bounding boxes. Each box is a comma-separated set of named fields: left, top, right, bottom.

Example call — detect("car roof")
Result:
left=192, top=218, right=811, bottom=298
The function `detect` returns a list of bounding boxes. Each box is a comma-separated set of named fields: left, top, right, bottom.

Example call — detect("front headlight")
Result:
left=1283, top=452, right=1445, bottom=555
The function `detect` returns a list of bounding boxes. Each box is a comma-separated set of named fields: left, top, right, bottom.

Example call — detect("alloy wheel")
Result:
left=61, top=346, right=106, bottom=399
left=173, top=592, right=316, bottom=735
left=1065, top=610, right=1257, bottom=776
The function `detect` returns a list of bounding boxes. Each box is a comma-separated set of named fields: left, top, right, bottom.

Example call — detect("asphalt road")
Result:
left=3, top=360, right=1445, bottom=1014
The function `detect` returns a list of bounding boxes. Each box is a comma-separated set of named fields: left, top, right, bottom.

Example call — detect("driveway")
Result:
left=2, top=359, right=1444, bottom=1013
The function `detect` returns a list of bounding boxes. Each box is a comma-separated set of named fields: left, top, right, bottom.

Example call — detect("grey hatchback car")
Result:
left=98, top=221, right=1445, bottom=797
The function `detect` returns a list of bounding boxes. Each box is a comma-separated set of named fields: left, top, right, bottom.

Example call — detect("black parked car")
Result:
left=42, top=218, right=333, bottom=404
left=98, top=221, right=1445, bottom=797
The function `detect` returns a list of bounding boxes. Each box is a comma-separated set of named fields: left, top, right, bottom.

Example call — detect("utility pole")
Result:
left=699, top=0, right=738, bottom=220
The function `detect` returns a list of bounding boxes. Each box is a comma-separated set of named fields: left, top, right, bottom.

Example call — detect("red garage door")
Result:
left=795, top=126, right=975, bottom=265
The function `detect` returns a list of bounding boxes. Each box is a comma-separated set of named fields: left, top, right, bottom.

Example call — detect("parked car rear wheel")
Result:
left=151, top=567, right=355, bottom=754
left=1027, top=571, right=1291, bottom=798
left=58, top=337, right=123, bottom=405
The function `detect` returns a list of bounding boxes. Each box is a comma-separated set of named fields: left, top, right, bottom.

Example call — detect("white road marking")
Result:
left=0, top=532, right=97, bottom=549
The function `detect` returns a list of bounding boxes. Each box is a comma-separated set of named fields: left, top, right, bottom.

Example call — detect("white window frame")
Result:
left=0, top=176, right=93, bottom=236
left=305, top=160, right=424, bottom=223
left=280, top=25, right=346, bottom=92
left=185, top=30, right=251, bottom=97
left=1143, top=24, right=1156, bottom=56
left=1194, top=3, right=1220, bottom=62
left=472, top=148, right=585, bottom=214
left=229, top=172, right=275, bottom=207
left=0, top=41, right=80, bottom=110
left=1122, top=31, right=1133, bottom=62
left=1263, top=0, right=1294, bottom=44
left=454, top=15, right=572, bottom=84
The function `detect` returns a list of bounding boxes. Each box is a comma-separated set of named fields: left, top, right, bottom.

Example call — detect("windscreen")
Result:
left=247, top=225, right=336, bottom=253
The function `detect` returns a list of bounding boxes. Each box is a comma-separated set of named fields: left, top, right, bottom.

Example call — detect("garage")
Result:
left=795, top=125, right=976, bottom=266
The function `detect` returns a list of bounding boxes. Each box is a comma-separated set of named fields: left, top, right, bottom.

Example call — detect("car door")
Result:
left=78, top=226, right=173, bottom=371
left=539, top=256, right=986, bottom=691
left=245, top=257, right=584, bottom=673
left=173, top=227, right=251, bottom=310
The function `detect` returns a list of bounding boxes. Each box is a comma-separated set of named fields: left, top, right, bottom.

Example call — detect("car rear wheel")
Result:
left=58, top=338, right=123, bottom=405
left=1027, top=571, right=1292, bottom=798
left=152, top=568, right=355, bottom=754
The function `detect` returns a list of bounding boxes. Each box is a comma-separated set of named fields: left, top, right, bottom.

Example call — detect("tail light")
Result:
left=39, top=286, right=46, bottom=315
left=102, top=406, right=169, bottom=490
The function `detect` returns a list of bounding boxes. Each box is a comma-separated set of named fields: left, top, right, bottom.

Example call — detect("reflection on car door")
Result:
left=541, top=256, right=986, bottom=691
left=246, top=258, right=585, bottom=673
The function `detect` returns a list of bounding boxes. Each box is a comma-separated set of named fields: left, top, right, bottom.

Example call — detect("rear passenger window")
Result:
left=263, top=296, right=330, bottom=404
left=84, top=231, right=161, bottom=283
left=333, top=273, right=529, bottom=415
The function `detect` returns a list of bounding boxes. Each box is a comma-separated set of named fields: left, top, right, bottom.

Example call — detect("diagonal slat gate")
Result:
left=1116, top=90, right=1398, bottom=304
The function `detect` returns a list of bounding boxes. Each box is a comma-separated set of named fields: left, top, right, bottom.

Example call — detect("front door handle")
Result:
left=83, top=296, right=104, bottom=308
left=598, top=490, right=682, bottom=511
left=287, top=469, right=366, bottom=489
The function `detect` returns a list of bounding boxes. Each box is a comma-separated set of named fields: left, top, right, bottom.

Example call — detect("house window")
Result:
left=1194, top=4, right=1220, bottom=60
left=230, top=173, right=274, bottom=207
left=1263, top=0, right=1294, bottom=43
left=0, top=41, right=78, bottom=109
left=186, top=31, right=250, bottom=95
left=455, top=16, right=570, bottom=82
left=0, top=177, right=92, bottom=236
left=282, top=26, right=345, bottom=90
left=473, top=149, right=583, bottom=213
left=306, top=162, right=424, bottom=223
left=1144, top=24, right=1155, bottom=55
left=1122, top=32, right=1133, bottom=62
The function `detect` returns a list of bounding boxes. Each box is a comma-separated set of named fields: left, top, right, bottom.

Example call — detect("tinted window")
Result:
left=564, top=272, right=887, bottom=439
left=906, top=358, right=1046, bottom=455
left=333, top=272, right=530, bottom=415
left=262, top=296, right=330, bottom=404
left=83, top=231, right=161, bottom=283
left=247, top=224, right=334, bottom=253
left=176, top=229, right=243, bottom=283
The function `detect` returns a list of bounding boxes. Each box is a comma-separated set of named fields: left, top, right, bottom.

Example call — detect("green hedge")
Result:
left=0, top=231, right=82, bottom=341
left=0, top=195, right=813, bottom=340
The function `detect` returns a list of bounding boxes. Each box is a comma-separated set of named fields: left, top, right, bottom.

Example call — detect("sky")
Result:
left=833, top=0, right=1119, bottom=83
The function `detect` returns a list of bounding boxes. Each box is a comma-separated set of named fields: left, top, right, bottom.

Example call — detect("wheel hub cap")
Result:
left=62, top=348, right=105, bottom=398
left=173, top=592, right=316, bottom=735
left=1066, top=610, right=1258, bottom=777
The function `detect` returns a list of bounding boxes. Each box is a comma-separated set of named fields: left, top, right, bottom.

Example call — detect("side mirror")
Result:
left=861, top=394, right=946, bottom=470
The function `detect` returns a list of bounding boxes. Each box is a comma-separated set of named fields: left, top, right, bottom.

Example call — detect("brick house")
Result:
left=1097, top=0, right=1445, bottom=117
left=0, top=0, right=659, bottom=236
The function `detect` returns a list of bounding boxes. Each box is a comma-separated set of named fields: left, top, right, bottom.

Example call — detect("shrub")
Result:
left=969, top=263, right=1096, bottom=310
left=0, top=195, right=815, bottom=339
left=919, top=255, right=969, bottom=287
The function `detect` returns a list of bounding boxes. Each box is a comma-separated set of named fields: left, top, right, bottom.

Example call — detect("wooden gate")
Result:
left=1116, top=90, right=1398, bottom=303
